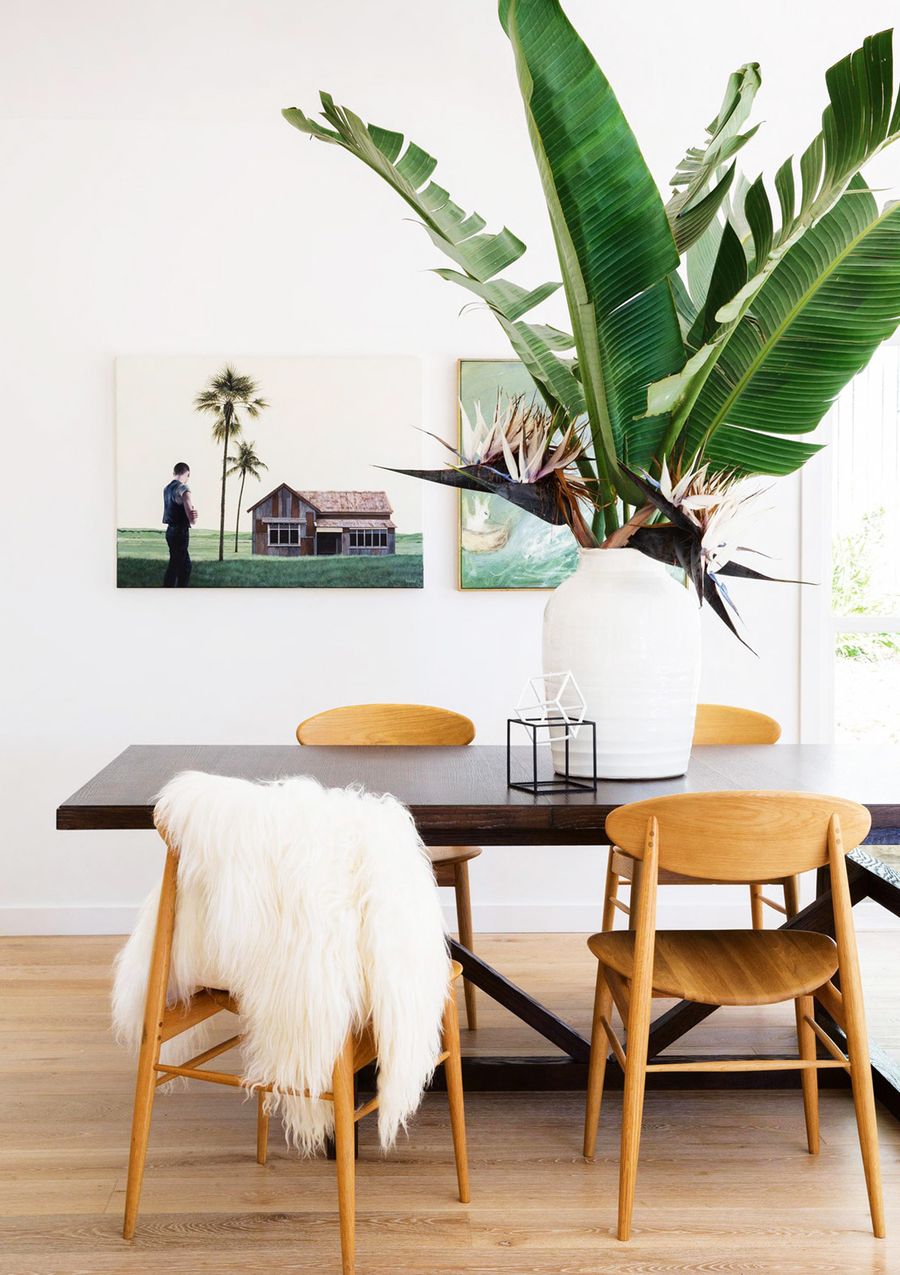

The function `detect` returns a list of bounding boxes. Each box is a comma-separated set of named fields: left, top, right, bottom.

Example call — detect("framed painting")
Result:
left=116, top=356, right=423, bottom=589
left=457, top=359, right=578, bottom=590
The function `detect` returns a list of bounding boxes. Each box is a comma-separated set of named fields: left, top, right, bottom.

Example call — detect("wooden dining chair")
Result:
left=296, top=703, right=481, bottom=1029
left=122, top=838, right=470, bottom=1275
left=583, top=790, right=883, bottom=1242
left=602, top=704, right=794, bottom=932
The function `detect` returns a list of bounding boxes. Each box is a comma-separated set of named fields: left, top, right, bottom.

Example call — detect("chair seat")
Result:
left=427, top=844, right=481, bottom=867
left=587, top=929, right=839, bottom=1006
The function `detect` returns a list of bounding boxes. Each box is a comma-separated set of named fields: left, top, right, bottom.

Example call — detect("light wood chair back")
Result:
left=693, top=703, right=781, bottom=745
left=296, top=703, right=475, bottom=746
left=606, top=791, right=871, bottom=883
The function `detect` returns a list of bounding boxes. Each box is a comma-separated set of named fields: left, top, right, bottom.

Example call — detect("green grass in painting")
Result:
left=117, top=529, right=423, bottom=589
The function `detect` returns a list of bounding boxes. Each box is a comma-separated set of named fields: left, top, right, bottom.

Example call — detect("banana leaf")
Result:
left=649, top=30, right=900, bottom=465
left=682, top=177, right=900, bottom=475
left=282, top=96, right=584, bottom=424
left=666, top=61, right=761, bottom=256
left=501, top=0, right=686, bottom=518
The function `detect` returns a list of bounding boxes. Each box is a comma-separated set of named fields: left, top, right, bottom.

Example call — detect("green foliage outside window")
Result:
left=833, top=507, right=900, bottom=659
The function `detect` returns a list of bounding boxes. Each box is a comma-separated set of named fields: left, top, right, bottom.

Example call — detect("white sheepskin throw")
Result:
left=112, top=770, right=450, bottom=1153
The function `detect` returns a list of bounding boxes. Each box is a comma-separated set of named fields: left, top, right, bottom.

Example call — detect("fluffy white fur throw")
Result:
left=112, top=770, right=450, bottom=1153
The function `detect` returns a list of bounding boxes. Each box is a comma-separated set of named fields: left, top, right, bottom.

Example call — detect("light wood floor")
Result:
left=2, top=933, right=900, bottom=1274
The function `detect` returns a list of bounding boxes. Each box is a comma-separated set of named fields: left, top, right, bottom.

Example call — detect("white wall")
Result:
left=3, top=0, right=898, bottom=935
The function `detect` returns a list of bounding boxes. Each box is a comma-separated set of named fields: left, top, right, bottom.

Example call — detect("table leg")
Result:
left=435, top=854, right=899, bottom=1112
left=448, top=939, right=590, bottom=1062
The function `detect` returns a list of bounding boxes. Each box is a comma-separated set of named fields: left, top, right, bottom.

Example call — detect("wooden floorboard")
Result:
left=1, top=933, right=898, bottom=1273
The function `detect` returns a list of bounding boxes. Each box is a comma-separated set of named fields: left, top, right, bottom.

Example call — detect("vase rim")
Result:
left=576, top=545, right=662, bottom=571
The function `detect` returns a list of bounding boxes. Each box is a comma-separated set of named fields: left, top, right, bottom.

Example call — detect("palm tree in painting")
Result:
left=194, top=365, right=269, bottom=562
left=226, top=441, right=268, bottom=553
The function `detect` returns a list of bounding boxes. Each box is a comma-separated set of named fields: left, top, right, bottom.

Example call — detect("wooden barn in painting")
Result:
left=246, top=484, right=397, bottom=557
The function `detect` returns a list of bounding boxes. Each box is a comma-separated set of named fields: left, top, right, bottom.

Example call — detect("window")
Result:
left=268, top=522, right=300, bottom=547
left=348, top=529, right=388, bottom=551
left=831, top=343, right=900, bottom=743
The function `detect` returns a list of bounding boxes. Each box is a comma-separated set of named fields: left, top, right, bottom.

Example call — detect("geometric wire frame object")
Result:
left=514, top=670, right=587, bottom=744
left=506, top=715, right=598, bottom=795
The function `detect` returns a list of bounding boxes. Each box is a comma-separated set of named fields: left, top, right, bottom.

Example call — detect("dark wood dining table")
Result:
left=57, top=742, right=900, bottom=1116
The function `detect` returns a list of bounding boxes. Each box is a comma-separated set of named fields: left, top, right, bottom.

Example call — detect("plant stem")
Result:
left=601, top=478, right=619, bottom=533
left=569, top=499, right=599, bottom=548
left=601, top=503, right=654, bottom=549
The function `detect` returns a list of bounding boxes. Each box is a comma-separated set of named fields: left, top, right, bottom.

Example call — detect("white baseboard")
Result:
left=0, top=907, right=140, bottom=936
left=2, top=901, right=896, bottom=937
left=443, top=900, right=900, bottom=933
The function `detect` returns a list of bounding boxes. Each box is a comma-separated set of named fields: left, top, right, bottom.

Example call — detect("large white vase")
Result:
left=542, top=547, right=701, bottom=779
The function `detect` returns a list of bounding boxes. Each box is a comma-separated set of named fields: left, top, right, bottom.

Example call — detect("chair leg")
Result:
left=618, top=978, right=652, bottom=1241
left=842, top=982, right=885, bottom=1237
left=749, top=883, right=764, bottom=929
left=256, top=1089, right=270, bottom=1165
left=123, top=851, right=178, bottom=1241
left=601, top=851, right=619, bottom=932
left=123, top=1026, right=163, bottom=1240
left=442, top=988, right=470, bottom=1204
left=783, top=874, right=800, bottom=919
left=583, top=963, right=613, bottom=1159
left=453, top=862, right=477, bottom=1031
left=332, top=1035, right=357, bottom=1275
left=794, top=995, right=819, bottom=1154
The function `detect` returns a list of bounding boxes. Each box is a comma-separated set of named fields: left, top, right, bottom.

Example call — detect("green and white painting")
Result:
left=458, top=360, right=578, bottom=590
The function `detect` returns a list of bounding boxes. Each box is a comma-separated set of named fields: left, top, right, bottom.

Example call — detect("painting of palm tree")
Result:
left=115, top=355, right=424, bottom=588
left=194, top=365, right=269, bottom=561
left=227, top=440, right=268, bottom=552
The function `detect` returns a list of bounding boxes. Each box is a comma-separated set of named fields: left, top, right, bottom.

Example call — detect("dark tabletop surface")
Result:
left=56, top=743, right=900, bottom=845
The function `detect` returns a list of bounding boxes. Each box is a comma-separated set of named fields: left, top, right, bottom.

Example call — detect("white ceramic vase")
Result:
left=542, top=547, right=701, bottom=779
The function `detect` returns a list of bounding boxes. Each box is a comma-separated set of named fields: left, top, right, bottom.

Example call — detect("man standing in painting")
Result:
left=162, top=462, right=198, bottom=587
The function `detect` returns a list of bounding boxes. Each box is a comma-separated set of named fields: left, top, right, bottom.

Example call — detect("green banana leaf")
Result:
left=688, top=220, right=747, bottom=348
left=669, top=63, right=760, bottom=200
left=501, top=0, right=685, bottom=522
left=666, top=62, right=761, bottom=256
left=681, top=177, right=900, bottom=476
left=281, top=95, right=584, bottom=422
left=649, top=29, right=900, bottom=462
left=677, top=66, right=760, bottom=314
